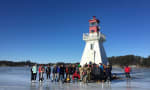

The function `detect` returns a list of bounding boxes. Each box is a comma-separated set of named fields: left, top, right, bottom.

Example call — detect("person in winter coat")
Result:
left=56, top=66, right=60, bottom=81
left=52, top=65, right=57, bottom=82
left=39, top=65, right=43, bottom=82
left=87, top=65, right=91, bottom=81
left=124, top=65, right=131, bottom=79
left=72, top=70, right=80, bottom=81
left=82, top=65, right=88, bottom=83
left=46, top=65, right=51, bottom=80
left=99, top=63, right=105, bottom=82
left=65, top=66, right=69, bottom=80
left=32, top=64, right=37, bottom=81
left=105, top=65, right=112, bottom=82
left=41, top=65, right=45, bottom=81
left=91, top=64, right=96, bottom=80
left=31, top=66, right=33, bottom=81
left=79, top=66, right=83, bottom=81
left=59, top=65, right=65, bottom=82
left=68, top=64, right=73, bottom=82
left=95, top=65, right=101, bottom=82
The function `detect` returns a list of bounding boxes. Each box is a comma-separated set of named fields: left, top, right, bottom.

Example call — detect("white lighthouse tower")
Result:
left=80, top=16, right=108, bottom=66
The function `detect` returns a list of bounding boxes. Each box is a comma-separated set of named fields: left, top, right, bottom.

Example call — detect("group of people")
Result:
left=31, top=63, right=113, bottom=83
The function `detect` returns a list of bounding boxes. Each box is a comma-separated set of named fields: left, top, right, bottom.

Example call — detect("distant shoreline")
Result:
left=0, top=61, right=149, bottom=68
left=0, top=65, right=149, bottom=68
left=0, top=54, right=150, bottom=68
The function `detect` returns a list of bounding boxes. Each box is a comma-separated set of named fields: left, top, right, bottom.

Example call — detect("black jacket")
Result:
left=60, top=67, right=65, bottom=75
left=46, top=67, right=51, bottom=73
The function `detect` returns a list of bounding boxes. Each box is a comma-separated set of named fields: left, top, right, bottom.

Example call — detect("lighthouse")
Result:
left=80, top=16, right=108, bottom=66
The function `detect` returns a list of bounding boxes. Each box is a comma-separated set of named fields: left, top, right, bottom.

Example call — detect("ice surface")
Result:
left=0, top=67, right=150, bottom=90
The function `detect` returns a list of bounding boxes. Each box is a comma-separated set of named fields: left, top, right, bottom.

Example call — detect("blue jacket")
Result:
left=57, top=67, right=60, bottom=73
left=99, top=65, right=104, bottom=71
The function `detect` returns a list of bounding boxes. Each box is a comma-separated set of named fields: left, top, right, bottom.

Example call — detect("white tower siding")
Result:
left=80, top=32, right=108, bottom=66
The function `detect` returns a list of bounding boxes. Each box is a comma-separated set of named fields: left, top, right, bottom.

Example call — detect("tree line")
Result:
left=0, top=55, right=150, bottom=67
left=108, top=55, right=150, bottom=67
left=0, top=60, right=36, bottom=66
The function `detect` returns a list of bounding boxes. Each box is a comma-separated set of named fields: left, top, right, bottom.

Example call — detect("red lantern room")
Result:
left=89, top=16, right=100, bottom=33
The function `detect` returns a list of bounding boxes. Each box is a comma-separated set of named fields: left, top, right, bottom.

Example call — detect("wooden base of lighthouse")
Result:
left=80, top=16, right=108, bottom=66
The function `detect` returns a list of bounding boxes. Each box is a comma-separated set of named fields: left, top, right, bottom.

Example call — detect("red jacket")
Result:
left=72, top=71, right=80, bottom=80
left=66, top=68, right=69, bottom=74
left=39, top=66, right=42, bottom=73
left=124, top=67, right=131, bottom=73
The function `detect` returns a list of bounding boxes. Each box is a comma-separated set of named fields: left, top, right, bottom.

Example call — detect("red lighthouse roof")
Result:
left=89, top=16, right=99, bottom=23
left=89, top=16, right=100, bottom=33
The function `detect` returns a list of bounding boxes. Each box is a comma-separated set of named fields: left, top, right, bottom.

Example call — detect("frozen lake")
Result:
left=0, top=67, right=150, bottom=90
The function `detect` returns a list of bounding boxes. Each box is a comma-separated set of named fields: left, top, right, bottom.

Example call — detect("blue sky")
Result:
left=0, top=0, right=150, bottom=63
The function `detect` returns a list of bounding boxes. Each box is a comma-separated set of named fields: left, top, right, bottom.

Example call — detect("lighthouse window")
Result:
left=90, top=22, right=97, bottom=26
left=90, top=44, right=94, bottom=50
left=91, top=30, right=95, bottom=33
